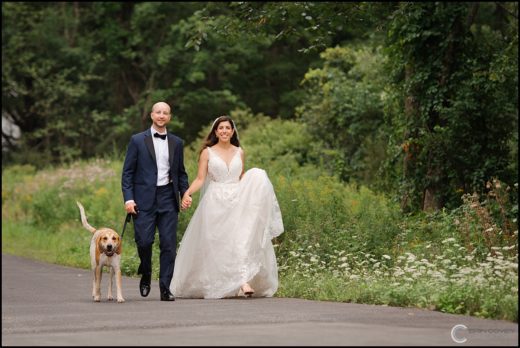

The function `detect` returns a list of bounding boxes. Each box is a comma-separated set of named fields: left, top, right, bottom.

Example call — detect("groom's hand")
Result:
left=125, top=201, right=138, bottom=214
left=181, top=193, right=192, bottom=210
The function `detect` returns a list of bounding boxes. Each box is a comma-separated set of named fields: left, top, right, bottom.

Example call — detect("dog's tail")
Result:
left=76, top=201, right=96, bottom=234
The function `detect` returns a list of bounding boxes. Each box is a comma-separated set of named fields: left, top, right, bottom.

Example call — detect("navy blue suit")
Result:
left=121, top=128, right=189, bottom=291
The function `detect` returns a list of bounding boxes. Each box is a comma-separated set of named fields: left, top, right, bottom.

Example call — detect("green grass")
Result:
left=278, top=272, right=518, bottom=322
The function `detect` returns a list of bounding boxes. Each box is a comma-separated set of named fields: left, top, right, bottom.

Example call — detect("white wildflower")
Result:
left=394, top=269, right=405, bottom=277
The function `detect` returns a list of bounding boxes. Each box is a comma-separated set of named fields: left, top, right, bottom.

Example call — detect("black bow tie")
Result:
left=154, top=133, right=167, bottom=140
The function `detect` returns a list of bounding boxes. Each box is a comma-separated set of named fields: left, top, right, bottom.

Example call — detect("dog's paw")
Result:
left=94, top=296, right=101, bottom=302
left=107, top=295, right=114, bottom=301
left=117, top=297, right=125, bottom=303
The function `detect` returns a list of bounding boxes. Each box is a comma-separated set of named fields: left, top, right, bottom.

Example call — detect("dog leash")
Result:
left=120, top=213, right=132, bottom=240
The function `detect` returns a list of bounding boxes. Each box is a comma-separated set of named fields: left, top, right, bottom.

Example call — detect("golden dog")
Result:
left=76, top=201, right=124, bottom=303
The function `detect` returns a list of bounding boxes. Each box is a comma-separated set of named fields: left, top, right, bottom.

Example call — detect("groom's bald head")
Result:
left=152, top=101, right=171, bottom=113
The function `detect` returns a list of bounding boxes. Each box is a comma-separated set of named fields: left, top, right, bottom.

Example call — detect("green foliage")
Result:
left=278, top=249, right=518, bottom=322
left=5, top=1, right=364, bottom=165
left=384, top=2, right=518, bottom=211
left=233, top=108, right=322, bottom=176
left=1, top=1, right=397, bottom=161
left=392, top=180, right=518, bottom=270
left=296, top=44, right=388, bottom=184
left=3, top=2, right=517, bottom=218
left=218, top=2, right=394, bottom=53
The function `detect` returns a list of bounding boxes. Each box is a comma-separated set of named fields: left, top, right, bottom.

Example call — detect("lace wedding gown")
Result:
left=171, top=146, right=284, bottom=298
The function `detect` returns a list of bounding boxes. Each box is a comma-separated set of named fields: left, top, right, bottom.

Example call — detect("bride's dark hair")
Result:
left=199, top=115, right=240, bottom=156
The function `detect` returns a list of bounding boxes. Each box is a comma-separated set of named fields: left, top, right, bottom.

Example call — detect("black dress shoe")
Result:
left=139, top=274, right=151, bottom=297
left=160, top=288, right=175, bottom=301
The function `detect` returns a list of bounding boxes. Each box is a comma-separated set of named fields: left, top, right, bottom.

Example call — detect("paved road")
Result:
left=2, top=253, right=517, bottom=346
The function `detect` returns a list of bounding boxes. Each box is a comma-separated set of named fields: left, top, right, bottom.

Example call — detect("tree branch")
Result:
left=467, top=2, right=480, bottom=27
left=495, top=2, right=518, bottom=19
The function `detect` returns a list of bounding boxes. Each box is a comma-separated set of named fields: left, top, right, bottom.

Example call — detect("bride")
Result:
left=171, top=115, right=284, bottom=299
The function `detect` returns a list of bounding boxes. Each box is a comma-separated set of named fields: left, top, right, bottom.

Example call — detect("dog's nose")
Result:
left=107, top=245, right=112, bottom=251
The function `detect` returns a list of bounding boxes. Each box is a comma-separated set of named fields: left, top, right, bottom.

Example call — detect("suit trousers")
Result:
left=134, top=183, right=178, bottom=291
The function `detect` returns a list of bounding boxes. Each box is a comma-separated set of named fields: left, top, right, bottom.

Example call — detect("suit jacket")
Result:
left=121, top=129, right=189, bottom=212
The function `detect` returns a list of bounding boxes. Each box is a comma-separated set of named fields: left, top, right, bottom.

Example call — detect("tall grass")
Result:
left=277, top=239, right=517, bottom=321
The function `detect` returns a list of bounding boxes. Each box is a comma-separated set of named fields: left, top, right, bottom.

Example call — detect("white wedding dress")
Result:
left=171, top=146, right=284, bottom=299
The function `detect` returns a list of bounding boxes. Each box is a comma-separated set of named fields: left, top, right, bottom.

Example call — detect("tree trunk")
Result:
left=423, top=164, right=443, bottom=211
left=401, top=63, right=417, bottom=212
left=421, top=3, right=476, bottom=212
left=423, top=188, right=439, bottom=212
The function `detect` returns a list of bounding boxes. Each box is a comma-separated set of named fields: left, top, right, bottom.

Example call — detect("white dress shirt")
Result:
left=151, top=127, right=171, bottom=186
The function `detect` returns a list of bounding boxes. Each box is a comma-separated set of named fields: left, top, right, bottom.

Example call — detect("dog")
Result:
left=76, top=201, right=124, bottom=303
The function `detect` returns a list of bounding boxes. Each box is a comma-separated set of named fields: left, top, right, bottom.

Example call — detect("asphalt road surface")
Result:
left=2, top=253, right=517, bottom=346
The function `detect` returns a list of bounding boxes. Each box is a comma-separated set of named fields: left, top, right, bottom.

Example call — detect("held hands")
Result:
left=181, top=192, right=193, bottom=211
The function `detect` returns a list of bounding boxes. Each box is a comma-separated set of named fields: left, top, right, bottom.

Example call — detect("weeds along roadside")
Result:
left=2, top=158, right=517, bottom=322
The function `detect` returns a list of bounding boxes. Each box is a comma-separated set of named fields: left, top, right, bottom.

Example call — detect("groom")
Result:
left=121, top=101, right=189, bottom=301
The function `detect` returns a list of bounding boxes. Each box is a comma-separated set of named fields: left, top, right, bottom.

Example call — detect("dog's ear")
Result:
left=116, top=236, right=122, bottom=255
left=95, top=234, right=103, bottom=264
left=96, top=233, right=104, bottom=249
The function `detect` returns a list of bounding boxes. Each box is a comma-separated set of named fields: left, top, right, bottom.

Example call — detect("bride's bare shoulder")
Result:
left=200, top=147, right=210, bottom=159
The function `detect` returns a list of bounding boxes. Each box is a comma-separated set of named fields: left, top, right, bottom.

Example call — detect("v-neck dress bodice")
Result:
left=207, top=146, right=242, bottom=183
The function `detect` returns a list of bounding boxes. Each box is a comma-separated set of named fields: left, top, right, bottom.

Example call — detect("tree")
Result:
left=296, top=44, right=387, bottom=184
left=385, top=2, right=518, bottom=211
